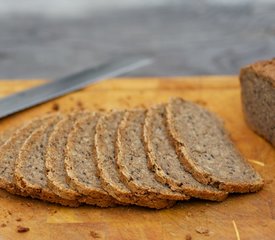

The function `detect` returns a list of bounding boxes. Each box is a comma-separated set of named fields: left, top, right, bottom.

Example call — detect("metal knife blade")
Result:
left=0, top=56, right=151, bottom=119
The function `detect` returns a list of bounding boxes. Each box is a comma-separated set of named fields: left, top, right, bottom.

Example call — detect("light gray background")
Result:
left=0, top=0, right=275, bottom=79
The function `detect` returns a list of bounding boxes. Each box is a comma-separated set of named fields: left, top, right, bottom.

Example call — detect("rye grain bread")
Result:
left=95, top=110, right=173, bottom=208
left=144, top=104, right=228, bottom=201
left=166, top=97, right=264, bottom=193
left=14, top=114, right=79, bottom=207
left=116, top=109, right=189, bottom=206
left=0, top=114, right=54, bottom=196
left=240, top=59, right=275, bottom=147
left=65, top=112, right=117, bottom=207
left=0, top=127, right=17, bottom=147
left=45, top=113, right=82, bottom=201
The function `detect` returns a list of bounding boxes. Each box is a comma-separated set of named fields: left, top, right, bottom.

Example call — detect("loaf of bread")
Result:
left=0, top=97, right=264, bottom=209
left=240, top=59, right=275, bottom=147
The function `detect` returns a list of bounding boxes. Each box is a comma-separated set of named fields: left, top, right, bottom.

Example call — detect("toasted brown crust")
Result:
left=144, top=104, right=228, bottom=201
left=65, top=111, right=118, bottom=207
left=166, top=97, right=264, bottom=193
left=95, top=110, right=175, bottom=209
left=116, top=109, right=189, bottom=206
left=0, top=114, right=55, bottom=197
left=14, top=114, right=80, bottom=207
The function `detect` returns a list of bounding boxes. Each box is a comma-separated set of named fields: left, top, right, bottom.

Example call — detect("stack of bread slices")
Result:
left=0, top=98, right=264, bottom=209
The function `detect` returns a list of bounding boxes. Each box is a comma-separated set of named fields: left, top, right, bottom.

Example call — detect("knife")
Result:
left=0, top=56, right=151, bottom=119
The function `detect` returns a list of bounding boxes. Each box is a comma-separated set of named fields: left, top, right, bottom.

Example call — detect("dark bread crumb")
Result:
left=185, top=234, right=192, bottom=240
left=195, top=226, right=209, bottom=235
left=1, top=223, right=7, bottom=227
left=76, top=101, right=84, bottom=110
left=90, top=230, right=100, bottom=238
left=17, top=226, right=30, bottom=233
left=194, top=99, right=207, bottom=106
left=16, top=218, right=22, bottom=222
left=52, top=103, right=60, bottom=111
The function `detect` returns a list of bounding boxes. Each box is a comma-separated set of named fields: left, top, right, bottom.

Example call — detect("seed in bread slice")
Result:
left=14, top=114, right=79, bottom=207
left=166, top=97, right=264, bottom=193
left=116, top=109, right=189, bottom=206
left=144, top=104, right=228, bottom=201
left=95, top=110, right=173, bottom=209
left=65, top=112, right=117, bottom=207
left=0, top=114, right=54, bottom=196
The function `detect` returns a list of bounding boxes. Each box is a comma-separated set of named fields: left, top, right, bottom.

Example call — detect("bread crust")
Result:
left=144, top=104, right=228, bottom=201
left=0, top=114, right=54, bottom=197
left=95, top=110, right=175, bottom=209
left=116, top=109, right=189, bottom=207
left=65, top=111, right=118, bottom=207
left=240, top=59, right=275, bottom=147
left=14, top=114, right=80, bottom=207
left=166, top=97, right=264, bottom=193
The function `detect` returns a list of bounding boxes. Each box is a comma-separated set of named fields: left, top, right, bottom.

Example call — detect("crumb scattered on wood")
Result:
left=1, top=223, right=7, bottom=227
left=90, top=230, right=100, bottom=238
left=16, top=218, right=22, bottom=222
left=7, top=210, right=12, bottom=215
left=52, top=103, right=60, bottom=111
left=187, top=212, right=192, bottom=217
left=265, top=179, right=273, bottom=184
left=248, top=159, right=265, bottom=167
left=195, top=226, right=209, bottom=235
left=232, top=220, right=240, bottom=240
left=194, top=100, right=207, bottom=106
left=76, top=101, right=84, bottom=110
left=185, top=233, right=192, bottom=240
left=17, top=226, right=30, bottom=233
left=26, top=203, right=32, bottom=207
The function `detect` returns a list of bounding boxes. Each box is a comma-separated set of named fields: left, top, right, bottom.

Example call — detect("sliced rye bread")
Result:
left=144, top=104, right=228, bottom=201
left=116, top=109, right=190, bottom=207
left=45, top=112, right=82, bottom=201
left=14, top=114, right=79, bottom=207
left=95, top=110, right=174, bottom=208
left=65, top=111, right=117, bottom=207
left=0, top=127, right=17, bottom=147
left=240, top=59, right=275, bottom=147
left=0, top=114, right=54, bottom=196
left=166, top=97, right=264, bottom=193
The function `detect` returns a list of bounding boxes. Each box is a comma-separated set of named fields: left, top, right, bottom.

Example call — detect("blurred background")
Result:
left=0, top=0, right=275, bottom=79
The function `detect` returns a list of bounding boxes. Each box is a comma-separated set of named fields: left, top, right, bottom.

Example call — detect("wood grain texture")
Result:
left=0, top=76, right=274, bottom=240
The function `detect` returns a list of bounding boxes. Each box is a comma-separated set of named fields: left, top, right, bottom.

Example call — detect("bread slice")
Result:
left=240, top=59, right=275, bottom=147
left=14, top=114, right=79, bottom=207
left=45, top=113, right=82, bottom=201
left=95, top=110, right=174, bottom=208
left=166, top=97, right=264, bottom=193
left=0, top=114, right=54, bottom=196
left=144, top=104, right=228, bottom=201
left=116, top=109, right=189, bottom=207
left=0, top=127, right=17, bottom=147
left=65, top=112, right=117, bottom=207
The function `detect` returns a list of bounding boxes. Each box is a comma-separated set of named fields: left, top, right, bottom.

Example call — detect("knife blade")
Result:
left=0, top=56, right=151, bottom=119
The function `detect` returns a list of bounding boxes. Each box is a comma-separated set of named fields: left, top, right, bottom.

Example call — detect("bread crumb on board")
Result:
left=52, top=103, right=60, bottom=111
left=90, top=230, right=101, bottom=238
left=185, top=233, right=192, bottom=240
left=195, top=226, right=209, bottom=235
left=17, top=226, right=30, bottom=233
left=16, top=218, right=22, bottom=222
left=1, top=223, right=7, bottom=227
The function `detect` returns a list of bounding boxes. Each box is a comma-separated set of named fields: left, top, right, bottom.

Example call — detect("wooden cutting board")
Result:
left=0, top=76, right=274, bottom=240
